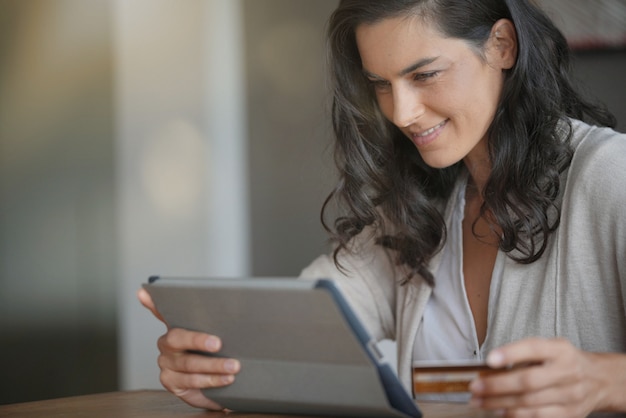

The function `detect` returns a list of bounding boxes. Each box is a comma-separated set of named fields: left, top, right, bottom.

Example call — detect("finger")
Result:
left=158, top=328, right=222, bottom=354
left=472, top=384, right=577, bottom=410
left=137, top=288, right=166, bottom=323
left=173, top=388, right=224, bottom=411
left=486, top=337, right=571, bottom=368
left=471, top=363, right=568, bottom=396
left=159, top=351, right=240, bottom=375
left=161, top=368, right=236, bottom=392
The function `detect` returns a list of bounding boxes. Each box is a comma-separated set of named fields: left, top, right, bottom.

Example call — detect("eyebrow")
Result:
left=363, top=56, right=440, bottom=80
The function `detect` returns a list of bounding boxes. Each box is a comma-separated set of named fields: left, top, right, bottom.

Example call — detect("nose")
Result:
left=392, top=86, right=425, bottom=128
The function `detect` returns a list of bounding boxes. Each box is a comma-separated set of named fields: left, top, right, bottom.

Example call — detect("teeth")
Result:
left=418, top=120, right=446, bottom=137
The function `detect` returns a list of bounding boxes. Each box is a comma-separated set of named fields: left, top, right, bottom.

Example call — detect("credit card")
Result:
left=413, top=362, right=504, bottom=395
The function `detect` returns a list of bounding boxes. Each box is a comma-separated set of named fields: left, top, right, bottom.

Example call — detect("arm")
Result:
left=469, top=337, right=626, bottom=416
left=300, top=224, right=402, bottom=342
left=137, top=288, right=240, bottom=410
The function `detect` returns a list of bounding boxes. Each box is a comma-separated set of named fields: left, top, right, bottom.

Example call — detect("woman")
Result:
left=139, top=0, right=626, bottom=415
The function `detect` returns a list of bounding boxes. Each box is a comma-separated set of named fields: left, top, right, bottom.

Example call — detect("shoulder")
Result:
left=560, top=119, right=626, bottom=250
left=566, top=118, right=626, bottom=198
left=568, top=118, right=626, bottom=168
left=300, top=224, right=402, bottom=284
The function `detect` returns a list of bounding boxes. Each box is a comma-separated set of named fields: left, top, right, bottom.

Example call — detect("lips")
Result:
left=410, top=119, right=448, bottom=147
left=417, top=120, right=448, bottom=137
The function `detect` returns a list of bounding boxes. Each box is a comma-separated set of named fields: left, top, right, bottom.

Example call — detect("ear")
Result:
left=487, top=19, right=517, bottom=70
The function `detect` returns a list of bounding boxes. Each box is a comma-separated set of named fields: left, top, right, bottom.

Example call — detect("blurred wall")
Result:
left=0, top=0, right=118, bottom=403
left=572, top=51, right=626, bottom=132
left=115, top=0, right=252, bottom=391
left=0, top=0, right=624, bottom=405
left=244, top=0, right=337, bottom=276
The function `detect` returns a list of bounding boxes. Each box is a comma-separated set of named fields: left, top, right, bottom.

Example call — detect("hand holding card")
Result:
left=412, top=361, right=535, bottom=403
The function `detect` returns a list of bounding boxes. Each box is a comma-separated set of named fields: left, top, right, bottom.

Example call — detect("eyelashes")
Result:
left=414, top=71, right=440, bottom=81
left=369, top=79, right=391, bottom=92
left=366, top=70, right=441, bottom=93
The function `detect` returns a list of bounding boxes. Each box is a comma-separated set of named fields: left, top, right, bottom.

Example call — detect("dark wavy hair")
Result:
left=321, top=0, right=616, bottom=286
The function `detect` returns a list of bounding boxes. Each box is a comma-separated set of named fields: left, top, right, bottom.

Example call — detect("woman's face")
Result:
left=355, top=16, right=514, bottom=170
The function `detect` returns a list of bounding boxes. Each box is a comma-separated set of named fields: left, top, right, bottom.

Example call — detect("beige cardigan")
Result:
left=300, top=119, right=626, bottom=393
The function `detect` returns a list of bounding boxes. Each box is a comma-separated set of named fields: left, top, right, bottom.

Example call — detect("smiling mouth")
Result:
left=416, top=120, right=448, bottom=137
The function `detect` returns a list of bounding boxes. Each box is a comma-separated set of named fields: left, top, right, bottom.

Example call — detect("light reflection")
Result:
left=140, top=118, right=208, bottom=218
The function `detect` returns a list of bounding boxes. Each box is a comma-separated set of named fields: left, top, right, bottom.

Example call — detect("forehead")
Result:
left=355, top=16, right=458, bottom=74
left=356, top=14, right=438, bottom=47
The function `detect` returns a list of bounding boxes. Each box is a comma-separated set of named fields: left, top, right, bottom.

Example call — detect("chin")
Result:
left=419, top=154, right=460, bottom=170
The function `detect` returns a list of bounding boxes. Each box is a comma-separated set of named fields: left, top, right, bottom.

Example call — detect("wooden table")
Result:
left=0, top=390, right=497, bottom=417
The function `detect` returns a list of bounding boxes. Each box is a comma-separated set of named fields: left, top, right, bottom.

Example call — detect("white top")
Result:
left=412, top=175, right=505, bottom=364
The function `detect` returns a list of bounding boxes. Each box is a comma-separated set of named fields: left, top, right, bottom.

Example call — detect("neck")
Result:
left=463, top=139, right=492, bottom=194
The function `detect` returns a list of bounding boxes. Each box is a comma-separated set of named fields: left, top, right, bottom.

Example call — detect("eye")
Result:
left=368, top=78, right=391, bottom=93
left=413, top=71, right=440, bottom=82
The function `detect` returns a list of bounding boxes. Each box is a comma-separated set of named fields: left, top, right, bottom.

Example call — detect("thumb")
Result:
left=137, top=287, right=166, bottom=324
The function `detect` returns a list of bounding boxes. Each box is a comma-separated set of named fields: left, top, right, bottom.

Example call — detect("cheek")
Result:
left=445, top=75, right=499, bottom=127
left=466, top=70, right=503, bottom=116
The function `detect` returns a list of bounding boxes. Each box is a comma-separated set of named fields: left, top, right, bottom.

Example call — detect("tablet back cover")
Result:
left=144, top=277, right=421, bottom=417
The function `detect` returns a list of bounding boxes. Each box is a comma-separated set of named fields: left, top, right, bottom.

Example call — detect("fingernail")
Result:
left=487, top=350, right=505, bottom=367
left=205, top=336, right=220, bottom=351
left=221, top=375, right=234, bottom=384
left=224, top=359, right=239, bottom=373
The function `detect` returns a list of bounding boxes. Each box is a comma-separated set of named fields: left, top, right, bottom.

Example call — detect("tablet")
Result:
left=144, top=276, right=422, bottom=418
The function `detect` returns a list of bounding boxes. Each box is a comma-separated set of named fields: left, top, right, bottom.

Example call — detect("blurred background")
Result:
left=0, top=0, right=624, bottom=405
